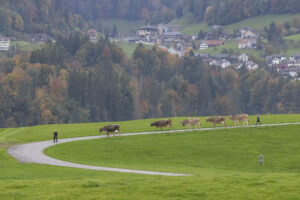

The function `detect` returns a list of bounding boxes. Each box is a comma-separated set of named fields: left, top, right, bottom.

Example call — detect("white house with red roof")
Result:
left=87, top=29, right=98, bottom=43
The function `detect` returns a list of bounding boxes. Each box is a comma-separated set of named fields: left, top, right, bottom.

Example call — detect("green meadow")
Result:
left=115, top=41, right=151, bottom=57
left=1, top=114, right=300, bottom=199
left=171, top=13, right=300, bottom=36
left=10, top=41, right=41, bottom=52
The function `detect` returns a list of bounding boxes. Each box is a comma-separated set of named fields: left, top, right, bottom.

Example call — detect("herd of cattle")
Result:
left=99, top=114, right=249, bottom=136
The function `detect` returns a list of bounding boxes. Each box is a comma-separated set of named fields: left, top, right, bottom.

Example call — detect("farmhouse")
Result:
left=200, top=40, right=224, bottom=50
left=239, top=53, right=249, bottom=62
left=240, top=28, right=258, bottom=38
left=87, top=29, right=97, bottom=43
left=0, top=36, right=10, bottom=51
left=138, top=26, right=159, bottom=42
left=238, top=39, right=257, bottom=49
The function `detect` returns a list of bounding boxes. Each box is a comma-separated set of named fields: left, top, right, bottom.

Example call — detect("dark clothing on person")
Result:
left=256, top=114, right=261, bottom=124
left=53, top=131, right=58, bottom=143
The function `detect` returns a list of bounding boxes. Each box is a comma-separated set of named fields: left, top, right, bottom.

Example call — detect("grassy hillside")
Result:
left=171, top=13, right=300, bottom=36
left=169, top=16, right=211, bottom=35
left=46, top=125, right=300, bottom=174
left=11, top=41, right=41, bottom=52
left=1, top=114, right=300, bottom=200
left=223, top=13, right=300, bottom=32
left=284, top=34, right=300, bottom=56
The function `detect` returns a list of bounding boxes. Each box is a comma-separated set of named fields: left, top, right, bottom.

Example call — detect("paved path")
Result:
left=7, top=122, right=300, bottom=176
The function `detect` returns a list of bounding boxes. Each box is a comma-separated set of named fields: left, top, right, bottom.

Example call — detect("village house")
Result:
left=200, top=40, right=224, bottom=50
left=209, top=59, right=231, bottom=69
left=0, top=36, right=10, bottom=51
left=138, top=26, right=159, bottom=42
left=240, top=28, right=258, bottom=38
left=87, top=29, right=97, bottom=43
left=238, top=38, right=257, bottom=49
left=239, top=53, right=249, bottom=62
left=245, top=61, right=258, bottom=70
left=266, top=55, right=286, bottom=66
left=290, top=53, right=300, bottom=61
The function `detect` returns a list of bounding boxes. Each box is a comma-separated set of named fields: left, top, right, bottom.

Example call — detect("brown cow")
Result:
left=99, top=124, right=120, bottom=137
left=181, top=118, right=201, bottom=129
left=228, top=114, right=249, bottom=126
left=151, top=119, right=172, bottom=130
left=206, top=117, right=226, bottom=127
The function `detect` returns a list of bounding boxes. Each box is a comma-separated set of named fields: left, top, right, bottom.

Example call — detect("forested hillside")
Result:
left=0, top=33, right=299, bottom=127
left=1, top=0, right=300, bottom=36
left=0, top=0, right=300, bottom=127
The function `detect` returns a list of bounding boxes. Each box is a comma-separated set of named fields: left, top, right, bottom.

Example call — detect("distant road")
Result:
left=7, top=122, right=300, bottom=176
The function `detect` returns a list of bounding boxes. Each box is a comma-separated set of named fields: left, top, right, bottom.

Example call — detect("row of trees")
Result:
left=0, top=34, right=299, bottom=127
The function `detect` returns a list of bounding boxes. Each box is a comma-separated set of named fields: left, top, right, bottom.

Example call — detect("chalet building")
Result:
left=0, top=36, right=10, bottom=51
left=238, top=39, right=257, bottom=49
left=87, top=29, right=97, bottom=43
left=138, top=26, right=159, bottom=42
left=240, top=28, right=258, bottom=38
left=27, top=33, right=55, bottom=44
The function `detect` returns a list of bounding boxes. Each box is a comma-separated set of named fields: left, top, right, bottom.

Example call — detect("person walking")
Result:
left=53, top=129, right=58, bottom=143
left=256, top=113, right=261, bottom=125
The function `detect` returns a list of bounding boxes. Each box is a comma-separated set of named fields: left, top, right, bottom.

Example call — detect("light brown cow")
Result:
left=228, top=114, right=248, bottom=126
left=206, top=117, right=226, bottom=127
left=181, top=118, right=201, bottom=129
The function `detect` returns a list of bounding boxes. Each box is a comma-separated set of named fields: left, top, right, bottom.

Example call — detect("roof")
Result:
left=0, top=37, right=10, bottom=42
left=240, top=27, right=257, bottom=32
left=87, top=29, right=97, bottom=35
left=239, top=39, right=257, bottom=44
left=139, top=26, right=158, bottom=31
left=204, top=40, right=224, bottom=46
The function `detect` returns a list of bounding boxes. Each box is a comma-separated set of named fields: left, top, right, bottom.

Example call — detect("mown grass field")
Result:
left=284, top=34, right=300, bottom=56
left=1, top=114, right=300, bottom=200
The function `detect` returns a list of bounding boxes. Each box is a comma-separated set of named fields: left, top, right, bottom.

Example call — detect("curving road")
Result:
left=7, top=122, right=300, bottom=176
